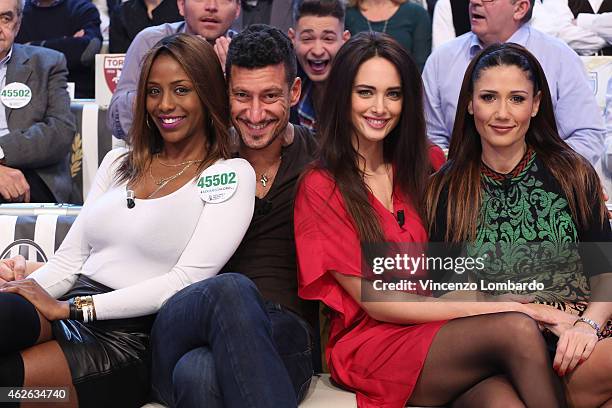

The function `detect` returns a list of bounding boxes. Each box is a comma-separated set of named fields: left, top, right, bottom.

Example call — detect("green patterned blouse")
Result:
left=433, top=149, right=611, bottom=306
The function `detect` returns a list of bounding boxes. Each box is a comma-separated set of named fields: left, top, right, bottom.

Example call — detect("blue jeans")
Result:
left=151, top=273, right=313, bottom=408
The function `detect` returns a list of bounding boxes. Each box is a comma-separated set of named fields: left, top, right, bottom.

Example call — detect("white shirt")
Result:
left=531, top=0, right=607, bottom=55
left=576, top=12, right=612, bottom=45
left=589, top=0, right=604, bottom=12
left=432, top=0, right=453, bottom=50
left=29, top=148, right=256, bottom=320
left=432, top=0, right=608, bottom=53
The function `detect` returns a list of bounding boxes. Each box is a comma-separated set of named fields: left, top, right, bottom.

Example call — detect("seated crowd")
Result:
left=0, top=1, right=611, bottom=408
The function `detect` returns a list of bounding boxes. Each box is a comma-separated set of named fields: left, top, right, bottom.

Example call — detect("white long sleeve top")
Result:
left=29, top=148, right=256, bottom=320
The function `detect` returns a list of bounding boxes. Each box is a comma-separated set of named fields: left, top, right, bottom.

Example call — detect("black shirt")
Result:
left=109, top=0, right=183, bottom=53
left=222, top=126, right=319, bottom=326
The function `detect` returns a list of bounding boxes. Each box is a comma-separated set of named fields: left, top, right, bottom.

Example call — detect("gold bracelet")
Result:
left=74, top=296, right=97, bottom=323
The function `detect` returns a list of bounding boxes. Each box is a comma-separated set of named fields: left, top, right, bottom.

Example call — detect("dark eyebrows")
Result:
left=262, top=87, right=283, bottom=93
left=0, top=11, right=15, bottom=19
left=354, top=84, right=375, bottom=90
left=478, top=89, right=529, bottom=94
left=354, top=84, right=402, bottom=91
left=299, top=29, right=338, bottom=37
left=146, top=79, right=191, bottom=85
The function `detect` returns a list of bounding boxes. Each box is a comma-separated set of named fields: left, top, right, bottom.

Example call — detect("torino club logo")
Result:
left=0, top=239, right=49, bottom=262
left=104, top=56, right=125, bottom=94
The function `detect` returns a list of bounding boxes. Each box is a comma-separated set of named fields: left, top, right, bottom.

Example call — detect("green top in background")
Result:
left=345, top=2, right=432, bottom=71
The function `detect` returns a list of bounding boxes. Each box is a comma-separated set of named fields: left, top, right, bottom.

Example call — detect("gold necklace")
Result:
left=156, top=153, right=203, bottom=168
left=147, top=161, right=194, bottom=198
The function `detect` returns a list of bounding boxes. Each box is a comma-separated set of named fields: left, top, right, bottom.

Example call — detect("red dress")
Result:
left=294, top=149, right=446, bottom=408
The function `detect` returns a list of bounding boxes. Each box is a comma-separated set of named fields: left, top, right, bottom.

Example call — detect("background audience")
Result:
left=109, top=0, right=183, bottom=53
left=0, top=0, right=75, bottom=203
left=15, top=0, right=102, bottom=98
left=568, top=0, right=612, bottom=54
left=530, top=0, right=610, bottom=55
left=345, top=0, right=431, bottom=70
left=433, top=0, right=612, bottom=56
left=93, top=0, right=117, bottom=41
left=234, top=0, right=293, bottom=33
left=288, top=0, right=349, bottom=131
left=431, top=0, right=469, bottom=49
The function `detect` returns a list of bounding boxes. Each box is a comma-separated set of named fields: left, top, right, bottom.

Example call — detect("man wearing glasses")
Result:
left=423, top=0, right=605, bottom=165
left=0, top=0, right=75, bottom=203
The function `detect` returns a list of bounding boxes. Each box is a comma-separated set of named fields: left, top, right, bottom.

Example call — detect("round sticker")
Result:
left=198, top=163, right=239, bottom=204
left=0, top=82, right=32, bottom=109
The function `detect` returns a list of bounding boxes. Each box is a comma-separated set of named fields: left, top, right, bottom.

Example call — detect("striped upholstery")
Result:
left=0, top=212, right=78, bottom=262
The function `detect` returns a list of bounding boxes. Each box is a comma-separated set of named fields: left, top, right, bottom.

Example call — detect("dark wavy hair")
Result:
left=115, top=33, right=231, bottom=184
left=426, top=42, right=606, bottom=243
left=225, top=24, right=297, bottom=88
left=314, top=31, right=433, bottom=243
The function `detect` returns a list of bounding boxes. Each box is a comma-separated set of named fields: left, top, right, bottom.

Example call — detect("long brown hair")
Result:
left=426, top=43, right=606, bottom=243
left=116, top=33, right=231, bottom=184
left=315, top=31, right=432, bottom=243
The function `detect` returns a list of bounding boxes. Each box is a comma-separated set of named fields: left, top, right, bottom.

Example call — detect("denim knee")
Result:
left=167, top=273, right=260, bottom=309
left=172, top=347, right=222, bottom=405
left=199, top=273, right=259, bottom=299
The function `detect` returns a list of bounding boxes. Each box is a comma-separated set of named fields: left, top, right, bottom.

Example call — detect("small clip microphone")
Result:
left=396, top=209, right=405, bottom=227
left=126, top=189, right=135, bottom=209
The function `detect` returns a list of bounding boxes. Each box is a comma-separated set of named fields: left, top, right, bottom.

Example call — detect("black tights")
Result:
left=0, top=293, right=41, bottom=389
left=408, top=312, right=566, bottom=408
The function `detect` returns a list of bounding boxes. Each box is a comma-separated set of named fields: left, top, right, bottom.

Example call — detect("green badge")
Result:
left=0, top=82, right=32, bottom=109
left=198, top=163, right=239, bottom=203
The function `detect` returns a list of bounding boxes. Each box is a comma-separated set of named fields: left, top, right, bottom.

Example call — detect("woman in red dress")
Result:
left=294, top=32, right=566, bottom=408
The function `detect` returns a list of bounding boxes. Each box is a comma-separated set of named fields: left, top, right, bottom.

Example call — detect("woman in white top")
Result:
left=0, top=33, right=255, bottom=407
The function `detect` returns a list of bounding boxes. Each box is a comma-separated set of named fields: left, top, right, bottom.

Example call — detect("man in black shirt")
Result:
left=151, top=24, right=317, bottom=408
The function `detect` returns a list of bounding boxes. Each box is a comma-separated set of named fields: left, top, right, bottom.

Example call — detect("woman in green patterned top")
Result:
left=426, top=43, right=612, bottom=408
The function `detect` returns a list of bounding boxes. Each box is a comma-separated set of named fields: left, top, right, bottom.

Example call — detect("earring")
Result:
left=146, top=115, right=151, bottom=129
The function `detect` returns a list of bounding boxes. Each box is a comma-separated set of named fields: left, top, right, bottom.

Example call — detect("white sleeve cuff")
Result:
left=577, top=13, right=598, bottom=29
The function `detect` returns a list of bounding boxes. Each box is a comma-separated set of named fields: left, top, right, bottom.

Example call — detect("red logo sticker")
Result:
left=104, top=56, right=124, bottom=93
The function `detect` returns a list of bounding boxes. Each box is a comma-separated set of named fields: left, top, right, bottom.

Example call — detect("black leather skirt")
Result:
left=52, top=276, right=156, bottom=408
